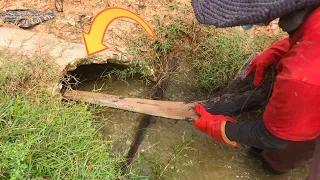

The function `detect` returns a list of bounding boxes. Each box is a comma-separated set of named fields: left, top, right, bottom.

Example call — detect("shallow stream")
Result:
left=69, top=63, right=310, bottom=180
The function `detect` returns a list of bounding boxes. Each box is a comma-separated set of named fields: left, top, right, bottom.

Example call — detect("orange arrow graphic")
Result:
left=82, top=7, right=156, bottom=56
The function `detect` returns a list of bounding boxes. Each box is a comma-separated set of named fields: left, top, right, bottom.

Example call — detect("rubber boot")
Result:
left=248, top=139, right=316, bottom=175
left=248, top=147, right=285, bottom=175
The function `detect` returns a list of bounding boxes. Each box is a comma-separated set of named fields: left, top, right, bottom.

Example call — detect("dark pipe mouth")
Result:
left=68, top=63, right=128, bottom=81
left=61, top=63, right=138, bottom=94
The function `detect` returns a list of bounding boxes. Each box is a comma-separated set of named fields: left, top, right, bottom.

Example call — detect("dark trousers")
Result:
left=307, top=136, right=320, bottom=180
left=261, top=138, right=316, bottom=173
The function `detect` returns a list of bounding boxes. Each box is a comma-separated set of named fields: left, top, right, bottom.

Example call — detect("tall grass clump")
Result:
left=0, top=52, right=124, bottom=179
left=192, top=28, right=285, bottom=93
left=126, top=16, right=286, bottom=94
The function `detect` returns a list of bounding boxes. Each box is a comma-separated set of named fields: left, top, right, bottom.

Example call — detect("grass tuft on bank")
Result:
left=127, top=17, right=286, bottom=94
left=0, top=53, right=124, bottom=179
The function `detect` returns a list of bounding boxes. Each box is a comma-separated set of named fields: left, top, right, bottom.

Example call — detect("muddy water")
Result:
left=133, top=71, right=310, bottom=180
left=73, top=65, right=310, bottom=179
left=74, top=76, right=152, bottom=153
left=137, top=118, right=310, bottom=180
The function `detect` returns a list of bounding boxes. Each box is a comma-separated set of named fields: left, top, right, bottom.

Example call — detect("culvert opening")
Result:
left=62, top=62, right=148, bottom=92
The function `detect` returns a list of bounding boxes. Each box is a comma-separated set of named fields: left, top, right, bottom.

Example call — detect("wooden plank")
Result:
left=63, top=90, right=199, bottom=120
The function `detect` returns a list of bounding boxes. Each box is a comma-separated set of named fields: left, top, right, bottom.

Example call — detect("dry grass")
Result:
left=0, top=50, right=58, bottom=97
left=126, top=16, right=287, bottom=95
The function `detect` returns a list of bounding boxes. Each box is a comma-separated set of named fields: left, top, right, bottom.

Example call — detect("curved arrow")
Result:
left=82, top=7, right=156, bottom=56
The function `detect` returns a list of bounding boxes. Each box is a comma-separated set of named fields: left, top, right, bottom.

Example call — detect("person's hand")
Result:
left=246, top=38, right=290, bottom=86
left=194, top=104, right=239, bottom=147
left=246, top=50, right=279, bottom=86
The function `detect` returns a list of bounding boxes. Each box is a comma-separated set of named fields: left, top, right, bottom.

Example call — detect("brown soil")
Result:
left=0, top=0, right=194, bottom=52
left=0, top=0, right=283, bottom=53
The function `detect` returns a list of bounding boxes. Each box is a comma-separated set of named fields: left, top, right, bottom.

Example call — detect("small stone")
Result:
left=78, top=15, right=93, bottom=28
left=55, top=0, right=64, bottom=12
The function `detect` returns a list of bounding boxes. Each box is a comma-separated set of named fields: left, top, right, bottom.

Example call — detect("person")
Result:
left=190, top=0, right=320, bottom=178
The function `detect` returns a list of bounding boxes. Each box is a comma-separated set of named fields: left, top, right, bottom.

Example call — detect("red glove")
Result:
left=194, top=104, right=239, bottom=147
left=246, top=38, right=290, bottom=86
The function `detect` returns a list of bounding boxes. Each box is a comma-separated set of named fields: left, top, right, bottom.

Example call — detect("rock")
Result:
left=55, top=16, right=78, bottom=26
left=55, top=15, right=92, bottom=29
left=55, top=0, right=64, bottom=12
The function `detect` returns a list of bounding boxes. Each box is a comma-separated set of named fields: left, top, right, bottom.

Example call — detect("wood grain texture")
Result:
left=64, top=90, right=199, bottom=120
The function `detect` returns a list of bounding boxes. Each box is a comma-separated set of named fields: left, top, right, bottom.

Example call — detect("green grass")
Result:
left=192, top=28, right=282, bottom=92
left=126, top=16, right=286, bottom=94
left=101, top=61, right=154, bottom=83
left=148, top=132, right=195, bottom=179
left=126, top=17, right=195, bottom=76
left=0, top=55, right=126, bottom=179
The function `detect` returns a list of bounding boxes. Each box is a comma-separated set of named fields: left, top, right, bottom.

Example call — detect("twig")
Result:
left=159, top=140, right=193, bottom=177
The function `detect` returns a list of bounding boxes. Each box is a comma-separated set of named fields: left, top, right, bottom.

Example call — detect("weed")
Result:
left=192, top=29, right=248, bottom=92
left=149, top=132, right=195, bottom=179
left=0, top=52, right=57, bottom=97
left=166, top=0, right=178, bottom=10
left=126, top=15, right=286, bottom=95
left=192, top=28, right=285, bottom=93
left=126, top=16, right=195, bottom=92
left=101, top=61, right=153, bottom=83
left=0, top=52, right=129, bottom=179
